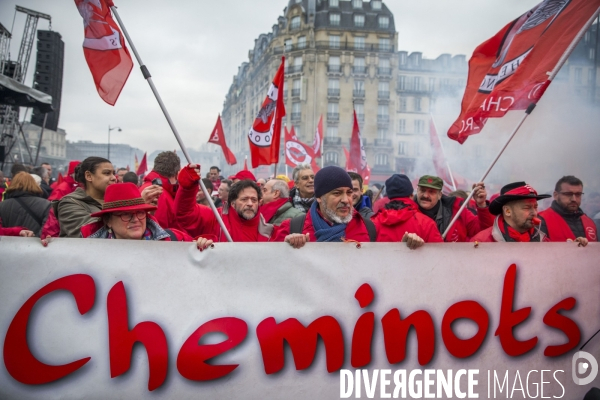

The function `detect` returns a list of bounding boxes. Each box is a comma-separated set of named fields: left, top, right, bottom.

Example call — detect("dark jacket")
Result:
left=289, top=187, right=315, bottom=213
left=56, top=187, right=103, bottom=238
left=0, top=191, right=52, bottom=237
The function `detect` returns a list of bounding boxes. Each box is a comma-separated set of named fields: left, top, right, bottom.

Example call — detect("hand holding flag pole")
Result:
left=442, top=5, right=600, bottom=239
left=108, top=4, right=233, bottom=242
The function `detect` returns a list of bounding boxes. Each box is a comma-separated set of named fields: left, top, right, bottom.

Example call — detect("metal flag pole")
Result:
left=442, top=7, right=600, bottom=240
left=430, top=113, right=457, bottom=191
left=110, top=6, right=233, bottom=242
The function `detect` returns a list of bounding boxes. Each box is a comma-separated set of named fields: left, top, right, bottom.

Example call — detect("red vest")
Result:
left=540, top=208, right=597, bottom=242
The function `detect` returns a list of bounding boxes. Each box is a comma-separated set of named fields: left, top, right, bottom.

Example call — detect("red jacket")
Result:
left=431, top=196, right=493, bottom=242
left=540, top=207, right=598, bottom=242
left=139, top=171, right=178, bottom=229
left=48, top=176, right=79, bottom=201
left=80, top=214, right=191, bottom=241
left=372, top=198, right=443, bottom=243
left=0, top=225, right=26, bottom=236
left=470, top=216, right=549, bottom=243
left=274, top=207, right=371, bottom=243
left=174, top=184, right=276, bottom=242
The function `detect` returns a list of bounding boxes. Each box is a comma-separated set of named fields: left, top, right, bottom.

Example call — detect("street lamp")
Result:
left=108, top=125, right=122, bottom=161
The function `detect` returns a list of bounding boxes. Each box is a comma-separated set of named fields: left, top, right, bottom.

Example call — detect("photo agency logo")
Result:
left=572, top=351, right=598, bottom=386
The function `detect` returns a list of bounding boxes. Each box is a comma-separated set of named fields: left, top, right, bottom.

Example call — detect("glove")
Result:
left=178, top=164, right=200, bottom=189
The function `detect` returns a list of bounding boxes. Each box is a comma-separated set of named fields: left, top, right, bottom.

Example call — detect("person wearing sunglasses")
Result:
left=80, top=183, right=213, bottom=250
left=539, top=175, right=596, bottom=246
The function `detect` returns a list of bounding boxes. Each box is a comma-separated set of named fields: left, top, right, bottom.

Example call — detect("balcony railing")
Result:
left=324, top=137, right=342, bottom=145
left=286, top=65, right=303, bottom=74
left=291, top=89, right=301, bottom=97
left=327, top=112, right=339, bottom=121
left=377, top=67, right=392, bottom=76
left=315, top=41, right=394, bottom=53
left=327, top=88, right=340, bottom=97
left=377, top=115, right=390, bottom=124
left=353, top=89, right=365, bottom=98
left=291, top=112, right=302, bottom=121
left=378, top=90, right=390, bottom=99
left=352, top=66, right=367, bottom=74
left=356, top=113, right=365, bottom=122
left=327, top=65, right=342, bottom=73
left=374, top=138, right=392, bottom=147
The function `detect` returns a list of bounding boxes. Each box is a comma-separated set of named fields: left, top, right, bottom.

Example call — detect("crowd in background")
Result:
left=0, top=150, right=597, bottom=250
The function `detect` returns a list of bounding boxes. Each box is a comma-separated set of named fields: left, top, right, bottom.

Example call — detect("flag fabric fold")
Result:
left=448, top=0, right=600, bottom=143
left=136, top=152, right=147, bottom=176
left=312, top=115, right=323, bottom=158
left=208, top=115, right=237, bottom=165
left=75, top=0, right=133, bottom=106
left=348, top=111, right=367, bottom=174
left=248, top=57, right=286, bottom=168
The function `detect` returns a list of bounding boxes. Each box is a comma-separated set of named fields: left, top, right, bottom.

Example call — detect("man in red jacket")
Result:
left=48, top=160, right=80, bottom=201
left=276, top=166, right=424, bottom=249
left=373, top=174, right=443, bottom=243
left=539, top=175, right=596, bottom=245
left=174, top=165, right=277, bottom=242
left=415, top=175, right=492, bottom=242
left=471, top=182, right=551, bottom=243
left=139, top=151, right=180, bottom=229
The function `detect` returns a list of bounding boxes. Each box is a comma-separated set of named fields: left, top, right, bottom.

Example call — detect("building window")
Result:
left=328, top=56, right=341, bottom=73
left=285, top=39, right=292, bottom=52
left=399, top=97, right=407, bottom=111
left=377, top=104, right=389, bottom=123
left=330, top=13, right=340, bottom=26
left=298, top=36, right=306, bottom=49
left=398, top=119, right=406, bottom=133
left=353, top=57, right=366, bottom=74
left=428, top=77, right=436, bottom=92
left=354, top=103, right=364, bottom=122
left=378, top=81, right=389, bottom=98
left=327, top=102, right=339, bottom=121
left=372, top=0, right=382, bottom=10
left=290, top=16, right=301, bottom=30
left=415, top=119, right=425, bottom=134
left=399, top=52, right=407, bottom=66
left=354, top=14, right=365, bottom=27
left=326, top=126, right=338, bottom=138
left=574, top=67, right=582, bottom=84
left=328, top=79, right=340, bottom=96
left=398, top=142, right=407, bottom=155
left=353, top=0, right=363, bottom=8
left=353, top=80, right=365, bottom=97
left=330, top=0, right=339, bottom=7
left=329, top=35, right=340, bottom=49
left=325, top=151, right=339, bottom=165
left=379, top=38, right=391, bottom=51
left=292, top=102, right=301, bottom=120
left=414, top=76, right=422, bottom=91
left=378, top=58, right=391, bottom=75
left=354, top=36, right=365, bottom=51
left=378, top=16, right=389, bottom=29
left=377, top=128, right=388, bottom=140
left=415, top=97, right=422, bottom=112
left=376, top=153, right=388, bottom=166
left=398, top=75, right=406, bottom=90
left=292, top=78, right=302, bottom=97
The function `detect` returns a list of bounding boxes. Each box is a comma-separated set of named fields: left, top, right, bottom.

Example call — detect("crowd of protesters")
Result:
left=0, top=151, right=597, bottom=251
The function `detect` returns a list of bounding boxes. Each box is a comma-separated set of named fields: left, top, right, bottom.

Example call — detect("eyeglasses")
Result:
left=113, top=211, right=147, bottom=222
left=300, top=175, right=315, bottom=181
left=559, top=192, right=584, bottom=198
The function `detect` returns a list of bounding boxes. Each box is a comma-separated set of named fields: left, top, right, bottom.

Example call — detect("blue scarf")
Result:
left=309, top=201, right=348, bottom=242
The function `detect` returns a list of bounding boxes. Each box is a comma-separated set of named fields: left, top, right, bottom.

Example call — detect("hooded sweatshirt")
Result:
left=373, top=198, right=443, bottom=243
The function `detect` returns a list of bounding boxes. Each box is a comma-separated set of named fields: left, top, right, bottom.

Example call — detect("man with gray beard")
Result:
left=275, top=166, right=424, bottom=249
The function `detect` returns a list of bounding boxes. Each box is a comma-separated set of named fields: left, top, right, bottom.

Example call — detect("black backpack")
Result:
left=289, top=213, right=377, bottom=242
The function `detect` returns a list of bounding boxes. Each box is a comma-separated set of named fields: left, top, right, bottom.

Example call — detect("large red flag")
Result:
left=75, top=0, right=133, bottom=106
left=136, top=152, right=147, bottom=176
left=312, top=115, right=323, bottom=158
left=208, top=115, right=237, bottom=165
left=285, top=126, right=320, bottom=172
left=429, top=118, right=472, bottom=192
left=248, top=58, right=286, bottom=168
left=348, top=111, right=367, bottom=174
left=448, top=0, right=600, bottom=143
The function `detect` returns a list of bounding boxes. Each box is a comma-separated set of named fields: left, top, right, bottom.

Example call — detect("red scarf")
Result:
left=259, top=198, right=289, bottom=223
left=497, top=215, right=535, bottom=242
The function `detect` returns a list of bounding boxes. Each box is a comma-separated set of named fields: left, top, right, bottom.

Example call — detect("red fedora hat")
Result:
left=90, top=182, right=157, bottom=218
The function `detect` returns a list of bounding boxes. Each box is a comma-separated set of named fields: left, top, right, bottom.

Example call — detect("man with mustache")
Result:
left=277, top=166, right=424, bottom=249
left=415, top=175, right=492, bottom=242
left=470, top=182, right=551, bottom=243
left=539, top=176, right=596, bottom=245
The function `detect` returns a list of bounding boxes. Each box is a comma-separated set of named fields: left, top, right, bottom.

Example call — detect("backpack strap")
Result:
left=164, top=228, right=179, bottom=242
left=358, top=213, right=377, bottom=242
left=14, top=198, right=50, bottom=229
left=289, top=214, right=307, bottom=234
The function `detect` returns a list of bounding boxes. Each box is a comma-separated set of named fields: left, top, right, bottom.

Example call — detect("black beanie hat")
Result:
left=385, top=174, right=414, bottom=199
left=314, top=166, right=353, bottom=198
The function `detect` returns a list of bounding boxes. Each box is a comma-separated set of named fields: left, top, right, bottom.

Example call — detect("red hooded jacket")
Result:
left=48, top=176, right=79, bottom=201
left=372, top=198, right=443, bottom=243
left=139, top=171, right=178, bottom=229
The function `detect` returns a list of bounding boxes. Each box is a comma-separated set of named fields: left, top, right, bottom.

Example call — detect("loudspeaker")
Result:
left=31, top=30, right=64, bottom=131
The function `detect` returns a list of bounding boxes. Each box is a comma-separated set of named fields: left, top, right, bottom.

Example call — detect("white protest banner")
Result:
left=0, top=238, right=599, bottom=399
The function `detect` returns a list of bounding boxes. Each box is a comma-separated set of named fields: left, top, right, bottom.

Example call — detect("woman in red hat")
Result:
left=81, top=183, right=213, bottom=250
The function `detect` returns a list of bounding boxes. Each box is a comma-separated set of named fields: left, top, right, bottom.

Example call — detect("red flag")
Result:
left=243, top=156, right=249, bottom=171
left=208, top=115, right=237, bottom=165
left=348, top=111, right=366, bottom=173
left=248, top=57, right=286, bottom=168
left=448, top=0, right=600, bottom=143
left=429, top=118, right=473, bottom=192
left=56, top=173, right=64, bottom=185
left=75, top=0, right=133, bottom=106
left=363, top=163, right=371, bottom=186
left=134, top=153, right=139, bottom=172
left=285, top=126, right=320, bottom=172
left=312, top=115, right=323, bottom=158
left=136, top=152, right=147, bottom=176
left=343, top=146, right=351, bottom=171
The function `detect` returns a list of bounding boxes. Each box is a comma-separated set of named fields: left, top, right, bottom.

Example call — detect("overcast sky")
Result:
left=0, top=0, right=543, bottom=156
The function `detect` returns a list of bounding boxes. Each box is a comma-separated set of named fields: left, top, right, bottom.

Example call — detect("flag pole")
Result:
left=430, top=113, right=456, bottom=191
left=442, top=7, right=600, bottom=240
left=110, top=6, right=233, bottom=242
